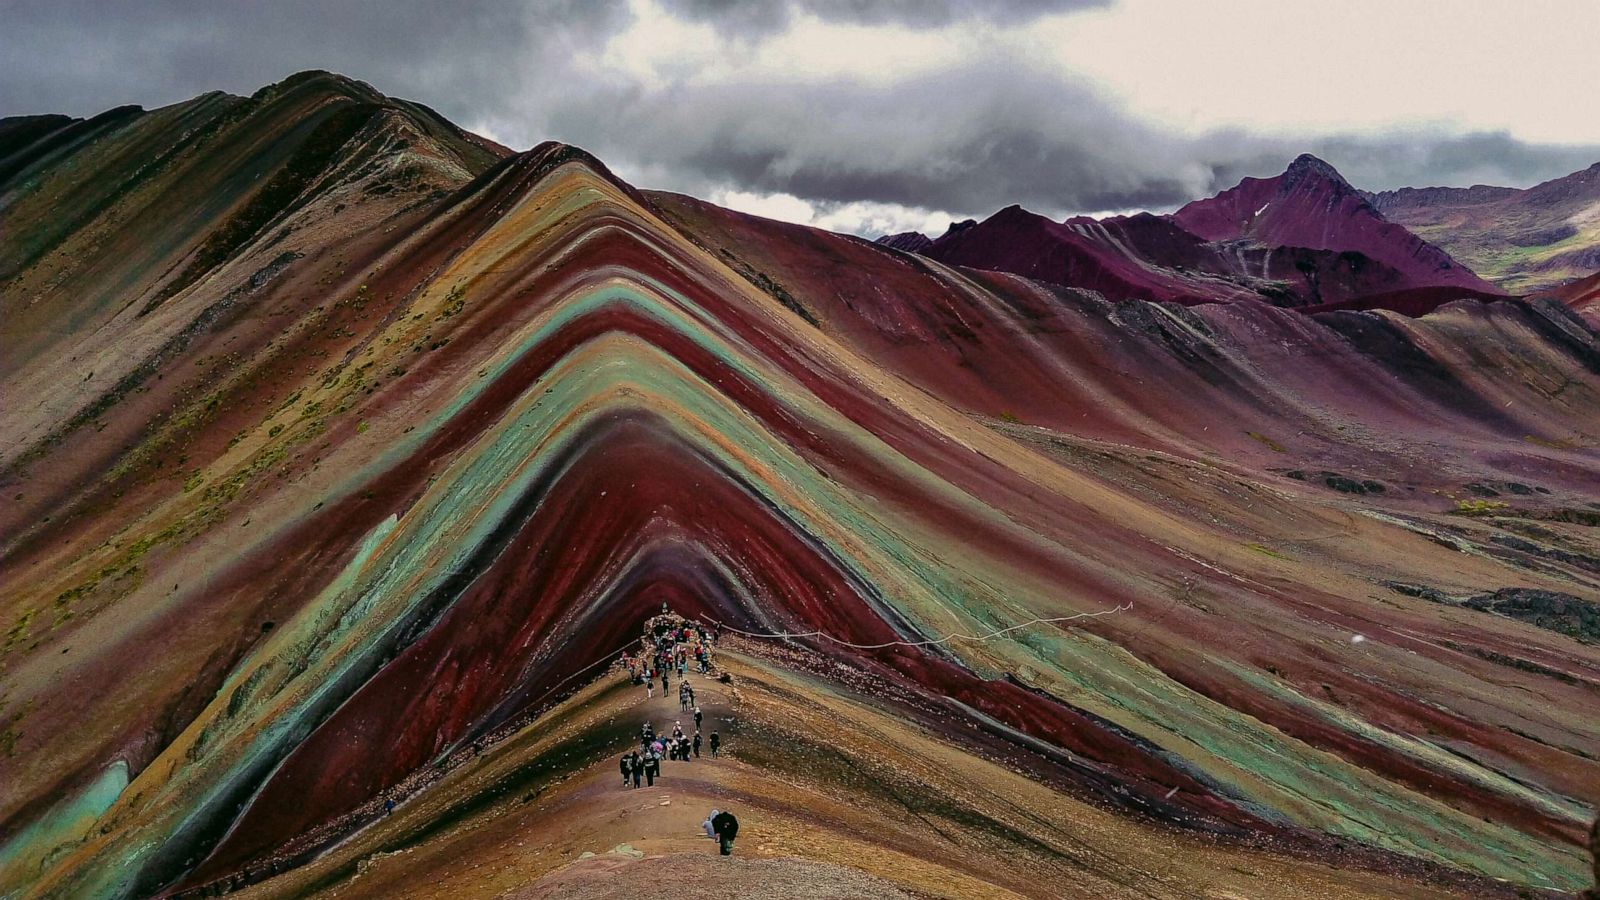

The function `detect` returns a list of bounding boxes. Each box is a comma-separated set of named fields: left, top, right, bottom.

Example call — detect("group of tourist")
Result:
left=620, top=612, right=717, bottom=696
left=620, top=721, right=721, bottom=789
left=617, top=721, right=736, bottom=855
left=614, top=610, right=738, bottom=855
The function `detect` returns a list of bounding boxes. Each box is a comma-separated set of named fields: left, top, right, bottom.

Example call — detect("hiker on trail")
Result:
left=662, top=671, right=670, bottom=694
left=620, top=754, right=631, bottom=788
left=645, top=752, right=660, bottom=787
left=678, top=735, right=692, bottom=760
left=702, top=808, right=720, bottom=839
left=693, top=707, right=703, bottom=730
left=711, top=810, right=739, bottom=855
left=687, top=684, right=696, bottom=707
left=693, top=731, right=702, bottom=757
left=709, top=731, right=721, bottom=758
left=630, top=752, right=643, bottom=788
left=646, top=679, right=653, bottom=699
left=673, top=722, right=684, bottom=740
left=384, top=798, right=395, bottom=816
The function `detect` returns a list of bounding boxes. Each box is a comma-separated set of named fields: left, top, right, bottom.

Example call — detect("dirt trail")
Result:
left=503, top=853, right=916, bottom=899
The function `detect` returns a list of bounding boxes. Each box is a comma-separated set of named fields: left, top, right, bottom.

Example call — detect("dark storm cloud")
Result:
left=547, top=60, right=1600, bottom=218
left=0, top=0, right=627, bottom=124
left=550, top=62, right=1210, bottom=212
left=3, top=0, right=1596, bottom=231
left=1304, top=132, right=1600, bottom=194
left=657, top=0, right=1107, bottom=35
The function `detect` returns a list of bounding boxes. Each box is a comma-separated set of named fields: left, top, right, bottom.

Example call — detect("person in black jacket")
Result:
left=619, top=754, right=630, bottom=788
left=709, top=730, right=721, bottom=758
left=629, top=752, right=643, bottom=788
left=711, top=810, right=739, bottom=855
left=645, top=752, right=660, bottom=787
left=693, top=731, right=702, bottom=758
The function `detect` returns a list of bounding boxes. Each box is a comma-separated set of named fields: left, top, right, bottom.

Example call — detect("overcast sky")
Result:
left=6, top=0, right=1599, bottom=235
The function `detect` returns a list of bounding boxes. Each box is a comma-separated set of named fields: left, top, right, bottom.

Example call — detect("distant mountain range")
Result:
left=882, top=153, right=1600, bottom=315
left=1369, top=162, right=1600, bottom=294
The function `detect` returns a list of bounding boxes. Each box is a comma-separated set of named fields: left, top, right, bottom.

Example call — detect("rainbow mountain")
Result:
left=1, top=72, right=1598, bottom=898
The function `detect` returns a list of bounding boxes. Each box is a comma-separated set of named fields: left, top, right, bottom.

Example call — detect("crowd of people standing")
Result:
left=619, top=720, right=722, bottom=788
left=617, top=612, right=725, bottom=790
left=615, top=610, right=733, bottom=852
left=620, top=611, right=717, bottom=691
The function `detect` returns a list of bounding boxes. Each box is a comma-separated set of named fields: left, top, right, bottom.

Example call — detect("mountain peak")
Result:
left=249, top=69, right=385, bottom=106
left=940, top=218, right=979, bottom=239
left=875, top=230, right=933, bottom=252
left=1282, top=153, right=1354, bottom=192
left=1172, top=153, right=1500, bottom=296
left=985, top=203, right=1047, bottom=226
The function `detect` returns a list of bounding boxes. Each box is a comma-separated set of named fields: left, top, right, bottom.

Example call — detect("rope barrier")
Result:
left=524, top=634, right=645, bottom=709
left=695, top=602, right=1132, bottom=650
left=493, top=600, right=1133, bottom=721
left=524, top=612, right=712, bottom=710
left=468, top=601, right=1134, bottom=756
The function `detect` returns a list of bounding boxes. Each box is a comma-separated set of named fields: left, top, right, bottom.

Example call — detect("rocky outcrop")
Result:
left=874, top=230, right=933, bottom=252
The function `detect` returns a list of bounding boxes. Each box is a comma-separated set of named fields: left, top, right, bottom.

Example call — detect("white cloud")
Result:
left=810, top=199, right=956, bottom=236
left=746, top=12, right=968, bottom=83
left=590, top=0, right=1600, bottom=148
left=583, top=0, right=727, bottom=89
left=711, top=188, right=955, bottom=237
left=1029, top=0, right=1600, bottom=145
left=713, top=189, right=819, bottom=222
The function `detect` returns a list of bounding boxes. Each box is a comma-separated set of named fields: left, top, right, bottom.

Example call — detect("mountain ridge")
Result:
left=880, top=154, right=1511, bottom=314
left=1371, top=161, right=1600, bottom=294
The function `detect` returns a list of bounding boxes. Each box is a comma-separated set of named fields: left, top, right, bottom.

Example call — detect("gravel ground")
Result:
left=502, top=851, right=917, bottom=899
